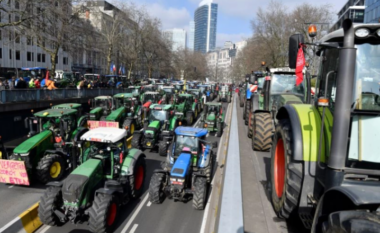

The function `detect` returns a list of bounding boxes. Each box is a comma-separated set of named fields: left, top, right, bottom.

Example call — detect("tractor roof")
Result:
left=34, top=108, right=77, bottom=117
left=179, top=94, right=193, bottom=97
left=52, top=103, right=82, bottom=109
left=162, top=86, right=174, bottom=89
left=270, top=67, right=295, bottom=73
left=81, top=127, right=126, bottom=143
left=198, top=84, right=210, bottom=87
left=128, top=86, right=141, bottom=88
left=144, top=91, right=159, bottom=95
left=95, top=96, right=112, bottom=100
left=175, top=126, right=208, bottom=137
left=113, top=93, right=134, bottom=98
left=320, top=23, right=380, bottom=43
left=205, top=102, right=222, bottom=106
left=150, top=104, right=173, bottom=110
left=187, top=89, right=200, bottom=91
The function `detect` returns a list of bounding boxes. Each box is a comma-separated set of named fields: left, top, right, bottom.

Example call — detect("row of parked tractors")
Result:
left=0, top=81, right=233, bottom=233
left=239, top=20, right=380, bottom=232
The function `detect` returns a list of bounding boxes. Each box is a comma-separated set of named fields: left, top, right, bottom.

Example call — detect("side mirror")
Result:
left=289, top=34, right=304, bottom=69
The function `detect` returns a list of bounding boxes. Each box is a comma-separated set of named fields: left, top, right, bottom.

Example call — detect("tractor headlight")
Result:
left=355, top=28, right=369, bottom=38
left=377, top=29, right=380, bottom=37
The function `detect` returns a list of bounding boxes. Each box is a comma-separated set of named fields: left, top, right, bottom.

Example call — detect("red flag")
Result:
left=295, top=44, right=306, bottom=86
left=45, top=70, right=50, bottom=81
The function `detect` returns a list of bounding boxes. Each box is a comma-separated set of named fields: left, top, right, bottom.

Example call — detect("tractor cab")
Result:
left=88, top=96, right=114, bottom=120
left=126, top=86, right=142, bottom=98
left=20, top=67, right=47, bottom=83
left=114, top=93, right=138, bottom=109
left=161, top=86, right=176, bottom=104
left=52, top=103, right=83, bottom=118
left=174, top=83, right=185, bottom=94
left=142, top=84, right=155, bottom=93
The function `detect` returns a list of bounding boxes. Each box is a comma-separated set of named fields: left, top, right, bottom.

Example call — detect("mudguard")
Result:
left=198, top=145, right=211, bottom=168
left=78, top=116, right=88, bottom=128
left=121, top=149, right=145, bottom=176
left=72, top=127, right=89, bottom=142
left=169, top=117, right=178, bottom=131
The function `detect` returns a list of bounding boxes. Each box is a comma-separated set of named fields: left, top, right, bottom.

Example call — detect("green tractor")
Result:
left=88, top=96, right=113, bottom=121
left=125, top=86, right=142, bottom=99
left=160, top=86, right=176, bottom=104
left=269, top=20, right=380, bottom=232
left=247, top=67, right=311, bottom=151
left=200, top=103, right=225, bottom=137
left=38, top=127, right=146, bottom=233
left=131, top=104, right=180, bottom=156
left=5, top=108, right=88, bottom=185
left=174, top=94, right=198, bottom=125
left=187, top=88, right=205, bottom=113
left=217, top=84, right=232, bottom=103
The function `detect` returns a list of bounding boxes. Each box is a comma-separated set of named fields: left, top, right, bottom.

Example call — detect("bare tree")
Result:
left=0, top=0, right=45, bottom=28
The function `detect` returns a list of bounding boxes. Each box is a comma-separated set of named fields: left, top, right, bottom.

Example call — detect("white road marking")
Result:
left=129, top=224, right=138, bottom=233
left=121, top=193, right=149, bottom=233
left=146, top=201, right=152, bottom=207
left=8, top=185, right=14, bottom=189
left=39, top=225, right=51, bottom=233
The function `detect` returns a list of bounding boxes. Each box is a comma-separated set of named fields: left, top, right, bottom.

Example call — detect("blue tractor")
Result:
left=148, top=126, right=217, bottom=210
left=243, top=71, right=265, bottom=125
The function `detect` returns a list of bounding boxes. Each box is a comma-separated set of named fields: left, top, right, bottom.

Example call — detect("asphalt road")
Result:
left=35, top=100, right=230, bottom=233
left=236, top=100, right=307, bottom=233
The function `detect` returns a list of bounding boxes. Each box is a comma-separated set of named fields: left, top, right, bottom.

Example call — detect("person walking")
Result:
left=29, top=78, right=35, bottom=88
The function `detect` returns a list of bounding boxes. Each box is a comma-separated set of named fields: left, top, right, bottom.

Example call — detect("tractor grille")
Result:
left=62, top=174, right=88, bottom=203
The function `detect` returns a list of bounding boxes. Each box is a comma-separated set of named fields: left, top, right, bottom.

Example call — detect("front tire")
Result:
left=186, top=112, right=194, bottom=126
left=38, top=186, right=63, bottom=226
left=149, top=173, right=166, bottom=204
left=89, top=194, right=118, bottom=233
left=128, top=156, right=146, bottom=198
left=192, top=177, right=207, bottom=210
left=37, top=154, right=67, bottom=184
left=131, top=134, right=142, bottom=149
left=252, top=112, right=272, bottom=151
left=216, top=122, right=223, bottom=137
left=270, top=120, right=303, bottom=219
left=244, top=101, right=251, bottom=125
left=158, top=141, right=168, bottom=157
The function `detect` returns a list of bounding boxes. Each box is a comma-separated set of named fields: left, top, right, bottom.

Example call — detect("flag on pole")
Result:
left=295, top=43, right=306, bottom=86
left=119, top=66, right=122, bottom=75
left=113, top=64, right=116, bottom=73
left=110, top=62, right=113, bottom=74
left=122, top=66, right=125, bottom=75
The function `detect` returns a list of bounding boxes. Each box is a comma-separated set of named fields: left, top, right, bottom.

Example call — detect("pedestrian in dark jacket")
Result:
left=16, top=77, right=27, bottom=89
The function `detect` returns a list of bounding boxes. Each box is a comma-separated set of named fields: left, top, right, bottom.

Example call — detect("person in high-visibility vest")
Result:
left=29, top=78, right=35, bottom=88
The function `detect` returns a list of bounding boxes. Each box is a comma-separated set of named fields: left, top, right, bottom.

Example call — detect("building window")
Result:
left=0, top=48, right=2, bottom=59
left=27, top=36, right=32, bottom=45
left=27, top=52, right=32, bottom=61
left=37, top=53, right=41, bottom=62
left=9, top=49, right=12, bottom=59
left=15, top=0, right=19, bottom=9
left=8, top=14, right=11, bottom=23
left=42, top=54, right=46, bottom=63
left=0, top=30, right=2, bottom=40
left=8, top=31, right=11, bottom=41
left=63, top=57, right=68, bottom=65
left=15, top=50, right=20, bottom=60
left=55, top=55, right=58, bottom=64
left=15, top=33, right=20, bottom=43
left=15, top=15, right=19, bottom=22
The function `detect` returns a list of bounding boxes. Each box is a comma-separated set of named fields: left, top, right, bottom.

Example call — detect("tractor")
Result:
left=125, top=86, right=142, bottom=99
left=247, top=67, right=311, bottom=151
left=131, top=104, right=180, bottom=156
left=173, top=82, right=185, bottom=94
left=243, top=71, right=265, bottom=125
left=217, top=84, right=232, bottom=103
left=38, top=127, right=146, bottom=233
left=200, top=103, right=225, bottom=137
left=160, top=86, right=176, bottom=104
left=187, top=88, right=205, bottom=112
left=198, top=84, right=212, bottom=102
left=88, top=96, right=113, bottom=121
left=3, top=108, right=88, bottom=185
left=269, top=20, right=380, bottom=232
left=149, top=127, right=217, bottom=210
left=174, top=94, right=198, bottom=125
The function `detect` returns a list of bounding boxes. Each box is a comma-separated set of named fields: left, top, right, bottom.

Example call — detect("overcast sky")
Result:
left=126, top=0, right=348, bottom=47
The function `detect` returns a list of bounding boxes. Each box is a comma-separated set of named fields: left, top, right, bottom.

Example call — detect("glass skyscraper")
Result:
left=188, top=21, right=195, bottom=51
left=194, top=0, right=218, bottom=53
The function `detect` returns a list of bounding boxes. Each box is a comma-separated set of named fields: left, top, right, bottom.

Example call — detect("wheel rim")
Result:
left=130, top=123, right=135, bottom=134
left=50, top=162, right=62, bottom=178
left=134, top=166, right=144, bottom=190
left=107, top=203, right=117, bottom=226
left=274, top=138, right=285, bottom=198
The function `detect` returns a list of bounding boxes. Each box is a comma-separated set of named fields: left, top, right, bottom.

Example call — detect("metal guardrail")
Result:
left=218, top=94, right=244, bottom=233
left=0, top=88, right=130, bottom=103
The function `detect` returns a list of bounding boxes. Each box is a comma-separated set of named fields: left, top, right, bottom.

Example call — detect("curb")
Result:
left=0, top=203, right=41, bottom=233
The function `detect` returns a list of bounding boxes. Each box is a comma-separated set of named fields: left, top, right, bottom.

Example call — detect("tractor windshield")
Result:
left=149, top=110, right=168, bottom=122
left=95, top=99, right=112, bottom=110
left=144, top=94, right=157, bottom=103
left=175, top=85, right=183, bottom=90
left=270, top=74, right=305, bottom=97
left=175, top=135, right=198, bottom=157
left=163, top=88, right=174, bottom=94
left=126, top=88, right=140, bottom=95
left=115, top=98, right=131, bottom=109
left=41, top=117, right=60, bottom=131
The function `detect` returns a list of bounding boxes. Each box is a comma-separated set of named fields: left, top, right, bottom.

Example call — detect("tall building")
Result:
left=163, top=28, right=187, bottom=51
left=365, top=0, right=380, bottom=22
left=330, top=0, right=365, bottom=31
left=194, top=0, right=218, bottom=53
left=188, top=21, right=195, bottom=51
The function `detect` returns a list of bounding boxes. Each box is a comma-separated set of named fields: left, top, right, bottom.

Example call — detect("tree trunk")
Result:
left=128, top=63, right=133, bottom=79
left=106, top=44, right=113, bottom=75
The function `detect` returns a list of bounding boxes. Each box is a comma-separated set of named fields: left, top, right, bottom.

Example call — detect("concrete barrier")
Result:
left=0, top=203, right=41, bottom=233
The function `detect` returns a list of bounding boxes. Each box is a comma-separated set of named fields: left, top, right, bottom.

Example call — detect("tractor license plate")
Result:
left=0, top=159, right=30, bottom=185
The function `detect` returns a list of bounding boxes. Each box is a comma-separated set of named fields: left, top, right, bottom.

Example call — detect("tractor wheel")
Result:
left=216, top=122, right=223, bottom=137
left=38, top=186, right=63, bottom=226
left=192, top=177, right=207, bottom=210
left=227, top=95, right=231, bottom=103
left=252, top=112, right=273, bottom=151
left=100, top=116, right=107, bottom=121
left=240, top=94, right=244, bottom=107
left=89, top=194, right=118, bottom=233
left=204, top=152, right=214, bottom=183
left=270, top=120, right=303, bottom=219
left=194, top=109, right=198, bottom=119
left=247, top=111, right=253, bottom=138
left=131, top=134, right=142, bottom=149
left=149, top=173, right=166, bottom=204
left=158, top=141, right=168, bottom=157
left=37, top=154, right=67, bottom=184
left=244, top=101, right=251, bottom=125
left=321, top=210, right=380, bottom=233
left=122, top=119, right=135, bottom=137
left=128, top=156, right=146, bottom=198
left=186, top=112, right=194, bottom=126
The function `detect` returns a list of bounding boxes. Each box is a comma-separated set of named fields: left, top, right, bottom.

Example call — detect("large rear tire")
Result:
left=270, top=120, right=303, bottom=219
left=149, top=173, right=166, bottom=204
left=252, top=112, right=273, bottom=151
left=186, top=112, right=194, bottom=126
left=122, top=119, right=135, bottom=137
left=37, top=154, right=67, bottom=184
left=244, top=101, right=251, bottom=125
left=247, top=111, right=253, bottom=138
left=321, top=211, right=380, bottom=233
left=38, top=186, right=63, bottom=226
left=89, top=194, right=118, bottom=233
left=128, top=156, right=146, bottom=199
left=192, top=177, right=207, bottom=210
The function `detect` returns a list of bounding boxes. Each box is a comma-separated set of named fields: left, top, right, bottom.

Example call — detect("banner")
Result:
left=87, top=121, right=119, bottom=129
left=0, top=159, right=30, bottom=185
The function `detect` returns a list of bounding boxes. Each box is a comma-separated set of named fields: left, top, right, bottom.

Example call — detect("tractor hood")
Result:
left=62, top=159, right=103, bottom=205
left=90, top=107, right=103, bottom=114
left=171, top=153, right=191, bottom=178
left=206, top=113, right=216, bottom=122
left=13, top=130, right=53, bottom=154
left=106, top=107, right=125, bottom=121
left=145, top=121, right=160, bottom=136
left=278, top=94, right=303, bottom=105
